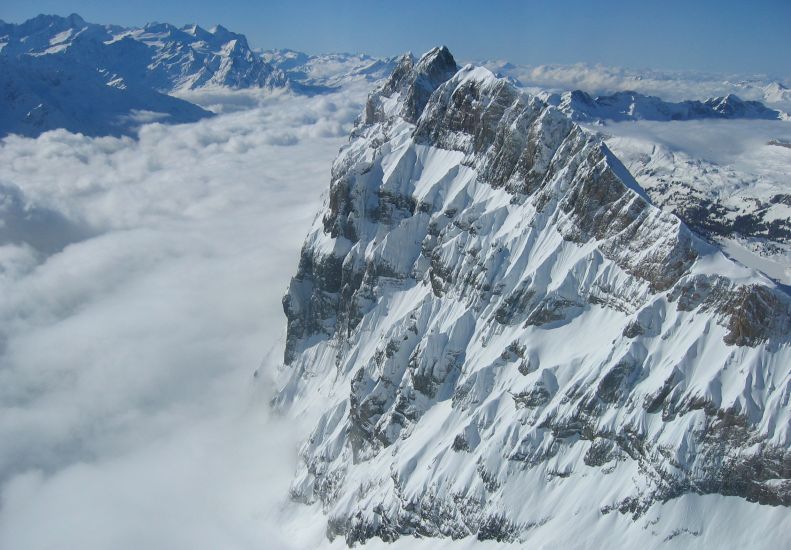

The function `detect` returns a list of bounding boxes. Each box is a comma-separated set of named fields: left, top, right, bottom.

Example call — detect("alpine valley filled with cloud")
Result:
left=1, top=8, right=790, bottom=550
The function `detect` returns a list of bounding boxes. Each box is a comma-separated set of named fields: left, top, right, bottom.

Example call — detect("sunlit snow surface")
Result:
left=595, top=119, right=791, bottom=284
left=0, top=77, right=790, bottom=549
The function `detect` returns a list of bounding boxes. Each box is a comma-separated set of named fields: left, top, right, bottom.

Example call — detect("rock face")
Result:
left=276, top=47, right=791, bottom=546
left=536, top=90, right=791, bottom=277
left=600, top=129, right=791, bottom=284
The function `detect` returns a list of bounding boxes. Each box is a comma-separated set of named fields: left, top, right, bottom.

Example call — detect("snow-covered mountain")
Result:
left=763, top=82, right=791, bottom=105
left=485, top=59, right=791, bottom=111
left=262, top=49, right=396, bottom=89
left=0, top=14, right=288, bottom=137
left=0, top=14, right=285, bottom=92
left=275, top=47, right=791, bottom=547
left=599, top=122, right=791, bottom=285
left=0, top=49, right=211, bottom=138
left=542, top=89, right=788, bottom=123
left=513, top=91, right=791, bottom=287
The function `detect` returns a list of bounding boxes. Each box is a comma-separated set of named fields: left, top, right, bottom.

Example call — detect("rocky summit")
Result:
left=275, top=46, right=791, bottom=546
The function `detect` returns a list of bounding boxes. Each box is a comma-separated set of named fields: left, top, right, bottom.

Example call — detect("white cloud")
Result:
left=0, top=87, right=366, bottom=550
left=2, top=61, right=787, bottom=550
left=482, top=60, right=791, bottom=104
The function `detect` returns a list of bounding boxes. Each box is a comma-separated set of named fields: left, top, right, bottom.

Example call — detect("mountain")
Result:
left=528, top=91, right=791, bottom=287
left=484, top=59, right=791, bottom=112
left=114, top=22, right=286, bottom=91
left=275, top=47, right=791, bottom=547
left=0, top=13, right=289, bottom=137
left=262, top=49, right=397, bottom=88
left=600, top=126, right=791, bottom=286
left=0, top=14, right=285, bottom=92
left=542, top=89, right=788, bottom=123
left=763, top=82, right=791, bottom=106
left=0, top=51, right=211, bottom=138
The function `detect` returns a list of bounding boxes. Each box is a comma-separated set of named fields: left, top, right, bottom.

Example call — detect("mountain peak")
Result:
left=415, top=45, right=456, bottom=73
left=362, top=45, right=458, bottom=125
left=210, top=24, right=236, bottom=41
left=142, top=21, right=178, bottom=35
left=18, top=13, right=88, bottom=33
left=181, top=23, right=211, bottom=39
left=278, top=50, right=791, bottom=545
left=67, top=13, right=85, bottom=25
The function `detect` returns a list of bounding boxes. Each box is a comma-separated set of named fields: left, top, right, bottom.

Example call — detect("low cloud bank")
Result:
left=483, top=60, right=790, bottom=105
left=0, top=88, right=364, bottom=550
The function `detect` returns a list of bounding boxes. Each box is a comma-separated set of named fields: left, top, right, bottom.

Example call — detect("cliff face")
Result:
left=276, top=47, right=791, bottom=546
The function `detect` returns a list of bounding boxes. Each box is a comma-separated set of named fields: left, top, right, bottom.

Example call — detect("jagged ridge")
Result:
left=0, top=14, right=285, bottom=137
left=277, top=47, right=791, bottom=546
left=0, top=14, right=286, bottom=92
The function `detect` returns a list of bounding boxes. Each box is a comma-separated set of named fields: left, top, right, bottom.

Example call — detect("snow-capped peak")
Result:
left=764, top=81, right=791, bottom=104
left=1, top=14, right=285, bottom=93
left=276, top=46, right=791, bottom=547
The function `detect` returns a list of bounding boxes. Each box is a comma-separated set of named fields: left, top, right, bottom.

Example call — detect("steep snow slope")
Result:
left=0, top=14, right=287, bottom=137
left=596, top=120, right=791, bottom=285
left=0, top=53, right=211, bottom=138
left=478, top=64, right=791, bottom=287
left=276, top=47, right=791, bottom=547
left=763, top=82, right=791, bottom=107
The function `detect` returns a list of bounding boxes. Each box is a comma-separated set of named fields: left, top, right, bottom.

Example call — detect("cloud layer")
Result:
left=0, top=87, right=365, bottom=550
left=482, top=60, right=790, bottom=105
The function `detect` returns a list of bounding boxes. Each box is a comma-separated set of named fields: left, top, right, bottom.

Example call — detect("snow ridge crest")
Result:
left=278, top=46, right=791, bottom=547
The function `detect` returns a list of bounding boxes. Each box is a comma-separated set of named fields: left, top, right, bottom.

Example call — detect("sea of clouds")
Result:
left=480, top=60, right=791, bottom=107
left=0, top=86, right=367, bottom=549
left=1, top=59, right=789, bottom=549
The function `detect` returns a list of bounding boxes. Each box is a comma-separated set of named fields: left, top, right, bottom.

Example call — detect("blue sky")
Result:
left=2, top=0, right=790, bottom=77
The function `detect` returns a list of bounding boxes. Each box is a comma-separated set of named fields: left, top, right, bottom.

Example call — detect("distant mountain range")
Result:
left=0, top=14, right=402, bottom=137
left=262, top=48, right=396, bottom=88
left=0, top=13, right=286, bottom=137
left=0, top=14, right=285, bottom=92
left=542, top=89, right=788, bottom=123
left=485, top=60, right=791, bottom=112
left=1, top=14, right=788, bottom=139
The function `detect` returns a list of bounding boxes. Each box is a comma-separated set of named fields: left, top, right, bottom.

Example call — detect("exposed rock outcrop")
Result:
left=276, top=47, right=791, bottom=547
